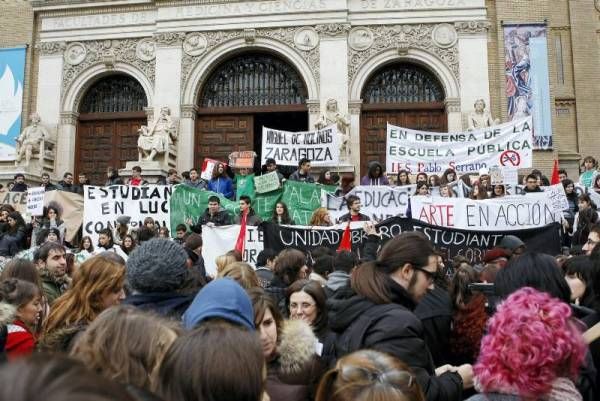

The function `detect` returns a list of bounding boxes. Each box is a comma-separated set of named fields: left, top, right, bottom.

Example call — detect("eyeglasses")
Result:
left=338, top=365, right=415, bottom=388
left=412, top=266, right=436, bottom=282
left=289, top=302, right=315, bottom=311
left=586, top=238, right=599, bottom=246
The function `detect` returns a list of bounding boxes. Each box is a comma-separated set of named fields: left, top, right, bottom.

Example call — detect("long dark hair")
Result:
left=7, top=211, right=25, bottom=234
left=271, top=202, right=293, bottom=224
left=352, top=232, right=435, bottom=304
left=396, top=169, right=411, bottom=185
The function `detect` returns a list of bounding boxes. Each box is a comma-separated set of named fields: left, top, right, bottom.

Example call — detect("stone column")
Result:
left=179, top=104, right=197, bottom=171
left=445, top=98, right=462, bottom=132
left=455, top=21, right=492, bottom=129
left=57, top=111, right=79, bottom=177
left=316, top=23, right=351, bottom=114
left=153, top=33, right=185, bottom=116
left=348, top=100, right=362, bottom=174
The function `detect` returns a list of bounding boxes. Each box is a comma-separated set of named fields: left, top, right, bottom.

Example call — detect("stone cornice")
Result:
left=180, top=104, right=199, bottom=119
left=348, top=100, right=363, bottom=115
left=454, top=20, right=491, bottom=34
left=444, top=98, right=461, bottom=113
left=316, top=23, right=351, bottom=38
left=59, top=111, right=79, bottom=125
left=36, top=41, right=67, bottom=56
left=153, top=32, right=186, bottom=47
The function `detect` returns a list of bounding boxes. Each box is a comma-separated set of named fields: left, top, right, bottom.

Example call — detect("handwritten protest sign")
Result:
left=261, top=125, right=339, bottom=166
left=544, top=183, right=569, bottom=213
left=26, top=187, right=45, bottom=216
left=228, top=151, right=256, bottom=168
left=323, top=185, right=416, bottom=222
left=202, top=225, right=263, bottom=276
left=410, top=194, right=561, bottom=231
left=386, top=117, right=533, bottom=174
left=84, top=185, right=172, bottom=243
left=282, top=180, right=336, bottom=225
left=254, top=172, right=280, bottom=194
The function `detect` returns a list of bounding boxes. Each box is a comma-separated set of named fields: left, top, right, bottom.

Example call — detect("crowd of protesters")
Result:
left=0, top=155, right=599, bottom=401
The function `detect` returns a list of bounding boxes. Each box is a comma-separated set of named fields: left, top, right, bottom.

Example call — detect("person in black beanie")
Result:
left=123, top=238, right=196, bottom=319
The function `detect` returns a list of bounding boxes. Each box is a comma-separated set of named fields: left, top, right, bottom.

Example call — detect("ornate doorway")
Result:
left=195, top=52, right=308, bottom=171
left=76, top=74, right=147, bottom=184
left=360, top=63, right=446, bottom=176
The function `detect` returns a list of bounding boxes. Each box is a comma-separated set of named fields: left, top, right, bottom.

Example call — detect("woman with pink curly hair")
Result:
left=467, top=287, right=587, bottom=401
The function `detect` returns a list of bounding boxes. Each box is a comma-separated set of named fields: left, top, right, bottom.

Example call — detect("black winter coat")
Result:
left=328, top=280, right=463, bottom=401
left=190, top=208, right=232, bottom=233
left=414, top=286, right=454, bottom=367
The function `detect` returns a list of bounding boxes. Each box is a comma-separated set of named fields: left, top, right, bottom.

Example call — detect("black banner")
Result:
left=262, top=218, right=561, bottom=264
left=411, top=220, right=562, bottom=264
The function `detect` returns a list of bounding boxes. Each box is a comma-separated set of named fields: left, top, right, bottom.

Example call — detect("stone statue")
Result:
left=316, top=99, right=351, bottom=160
left=137, top=106, right=177, bottom=162
left=15, top=113, right=48, bottom=167
left=468, top=99, right=499, bottom=130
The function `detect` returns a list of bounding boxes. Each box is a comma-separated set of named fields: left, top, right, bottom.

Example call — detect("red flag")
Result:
left=337, top=221, right=352, bottom=252
left=550, top=159, right=560, bottom=185
left=234, top=213, right=247, bottom=255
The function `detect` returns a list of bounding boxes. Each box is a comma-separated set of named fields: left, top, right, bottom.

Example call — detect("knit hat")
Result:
left=116, top=215, right=131, bottom=225
left=498, top=235, right=525, bottom=251
left=182, top=278, right=254, bottom=330
left=482, top=248, right=509, bottom=265
left=126, top=238, right=188, bottom=293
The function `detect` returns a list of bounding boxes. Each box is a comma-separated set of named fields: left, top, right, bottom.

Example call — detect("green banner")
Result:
left=255, top=189, right=283, bottom=222
left=235, top=173, right=256, bottom=201
left=281, top=181, right=336, bottom=225
left=170, top=185, right=239, bottom=231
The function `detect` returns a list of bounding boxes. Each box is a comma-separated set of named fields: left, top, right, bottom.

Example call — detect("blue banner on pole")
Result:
left=0, top=47, right=27, bottom=160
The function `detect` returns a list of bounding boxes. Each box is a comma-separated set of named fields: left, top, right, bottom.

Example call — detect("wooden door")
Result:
left=195, top=114, right=253, bottom=169
left=360, top=108, right=447, bottom=177
left=76, top=117, right=145, bottom=185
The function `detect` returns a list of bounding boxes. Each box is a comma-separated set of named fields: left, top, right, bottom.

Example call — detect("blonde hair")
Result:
left=70, top=305, right=180, bottom=391
left=310, top=207, right=331, bottom=226
left=43, top=256, right=125, bottom=335
left=215, top=254, right=238, bottom=274
left=218, top=262, right=260, bottom=289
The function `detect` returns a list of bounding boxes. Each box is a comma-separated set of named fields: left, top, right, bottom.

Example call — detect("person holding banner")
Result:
left=184, top=168, right=208, bottom=190
left=265, top=158, right=285, bottom=184
left=208, top=163, right=234, bottom=200
left=188, top=196, right=232, bottom=233
left=397, top=169, right=412, bottom=186
left=234, top=196, right=262, bottom=227
left=328, top=232, right=472, bottom=401
left=271, top=202, right=295, bottom=225
left=337, top=196, right=369, bottom=224
left=360, top=161, right=389, bottom=186
left=289, top=158, right=315, bottom=183
left=310, top=208, right=334, bottom=227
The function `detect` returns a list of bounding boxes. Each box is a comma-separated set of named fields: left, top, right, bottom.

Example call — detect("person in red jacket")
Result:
left=1, top=279, right=42, bottom=360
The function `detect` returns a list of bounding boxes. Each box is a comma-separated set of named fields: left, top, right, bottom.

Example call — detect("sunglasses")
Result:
left=412, top=266, right=436, bottom=282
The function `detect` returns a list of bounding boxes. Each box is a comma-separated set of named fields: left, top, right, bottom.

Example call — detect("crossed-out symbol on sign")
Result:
left=500, top=150, right=521, bottom=166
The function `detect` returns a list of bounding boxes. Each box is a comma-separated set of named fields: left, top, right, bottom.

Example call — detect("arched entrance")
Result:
left=360, top=63, right=446, bottom=176
left=195, top=52, right=308, bottom=172
left=76, top=74, right=148, bottom=184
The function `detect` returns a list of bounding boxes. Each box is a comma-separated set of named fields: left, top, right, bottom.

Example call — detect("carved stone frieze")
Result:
left=348, top=100, right=363, bottom=115
left=306, top=99, right=321, bottom=114
left=348, top=24, right=459, bottom=85
left=153, top=32, right=186, bottom=47
left=59, top=111, right=79, bottom=125
left=36, top=41, right=67, bottom=56
left=62, top=38, right=156, bottom=103
left=180, top=104, right=199, bottom=119
left=444, top=98, right=461, bottom=113
left=315, top=23, right=351, bottom=38
left=181, top=27, right=320, bottom=92
left=454, top=20, right=491, bottom=34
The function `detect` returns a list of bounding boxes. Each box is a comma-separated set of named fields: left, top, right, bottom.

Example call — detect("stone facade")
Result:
left=1, top=0, right=598, bottom=181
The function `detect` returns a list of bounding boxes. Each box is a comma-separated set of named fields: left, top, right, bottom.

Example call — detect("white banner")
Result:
left=261, top=124, right=339, bottom=166
left=386, top=117, right=533, bottom=174
left=83, top=185, right=172, bottom=244
left=323, top=185, right=416, bottom=222
left=201, top=225, right=264, bottom=277
left=411, top=193, right=561, bottom=231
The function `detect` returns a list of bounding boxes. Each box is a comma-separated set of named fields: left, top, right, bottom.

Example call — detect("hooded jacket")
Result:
left=360, top=161, right=390, bottom=186
left=208, top=176, right=234, bottom=200
left=267, top=319, right=325, bottom=401
left=324, top=271, right=351, bottom=297
left=0, top=301, right=15, bottom=363
left=182, top=278, right=254, bottom=330
left=327, top=279, right=463, bottom=401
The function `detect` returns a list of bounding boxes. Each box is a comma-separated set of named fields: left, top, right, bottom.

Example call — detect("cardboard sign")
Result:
left=201, top=158, right=227, bottom=181
left=254, top=172, right=280, bottom=194
left=229, top=151, right=256, bottom=169
left=386, top=117, right=533, bottom=174
left=26, top=187, right=45, bottom=216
